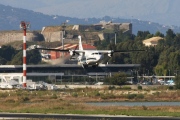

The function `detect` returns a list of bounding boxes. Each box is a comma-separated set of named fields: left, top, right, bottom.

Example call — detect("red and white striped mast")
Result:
left=20, top=21, right=30, bottom=88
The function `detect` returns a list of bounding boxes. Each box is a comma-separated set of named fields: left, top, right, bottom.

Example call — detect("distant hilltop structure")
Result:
left=41, top=21, right=132, bottom=43
left=0, top=21, right=132, bottom=45
left=97, top=20, right=132, bottom=34
left=72, top=20, right=132, bottom=33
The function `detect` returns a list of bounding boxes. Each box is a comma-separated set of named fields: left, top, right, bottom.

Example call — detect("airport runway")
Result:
left=0, top=113, right=179, bottom=120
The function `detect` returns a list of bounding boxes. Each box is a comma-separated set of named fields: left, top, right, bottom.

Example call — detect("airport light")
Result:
left=20, top=21, right=30, bottom=88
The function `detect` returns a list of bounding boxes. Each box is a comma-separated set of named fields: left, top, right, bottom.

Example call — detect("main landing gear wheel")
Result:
left=92, top=65, right=98, bottom=68
left=83, top=64, right=88, bottom=68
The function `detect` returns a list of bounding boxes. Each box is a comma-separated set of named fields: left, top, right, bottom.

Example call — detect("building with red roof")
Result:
left=50, top=44, right=96, bottom=59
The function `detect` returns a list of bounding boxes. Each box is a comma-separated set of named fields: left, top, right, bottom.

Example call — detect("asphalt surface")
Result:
left=0, top=113, right=179, bottom=120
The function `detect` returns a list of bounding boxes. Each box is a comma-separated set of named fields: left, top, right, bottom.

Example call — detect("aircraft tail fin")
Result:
left=78, top=35, right=83, bottom=50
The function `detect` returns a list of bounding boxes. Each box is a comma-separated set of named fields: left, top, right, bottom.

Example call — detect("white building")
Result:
left=143, top=37, right=163, bottom=46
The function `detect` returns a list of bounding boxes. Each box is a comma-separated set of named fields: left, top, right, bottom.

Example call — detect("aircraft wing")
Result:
left=71, top=50, right=85, bottom=53
left=97, top=49, right=145, bottom=57
left=35, top=47, right=85, bottom=56
left=113, top=49, right=145, bottom=53
left=97, top=50, right=145, bottom=53
left=35, top=47, right=69, bottom=52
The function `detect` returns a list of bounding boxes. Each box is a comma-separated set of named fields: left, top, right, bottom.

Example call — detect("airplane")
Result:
left=35, top=35, right=144, bottom=68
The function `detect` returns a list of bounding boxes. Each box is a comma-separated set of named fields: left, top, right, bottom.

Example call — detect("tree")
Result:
left=137, top=31, right=151, bottom=40
left=0, top=56, right=7, bottom=65
left=10, top=49, right=41, bottom=65
left=165, top=29, right=176, bottom=46
left=174, top=75, right=180, bottom=89
left=0, top=45, right=17, bottom=61
left=154, top=31, right=164, bottom=37
left=166, top=29, right=176, bottom=39
left=10, top=51, right=23, bottom=65
left=173, top=34, right=180, bottom=48
left=94, top=29, right=180, bottom=76
left=107, top=72, right=128, bottom=85
left=27, top=49, right=41, bottom=64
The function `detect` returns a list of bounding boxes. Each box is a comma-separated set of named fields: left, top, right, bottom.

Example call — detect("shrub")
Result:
left=51, top=94, right=58, bottom=99
left=94, top=91, right=100, bottom=97
left=142, top=105, right=148, bottom=110
left=168, top=86, right=174, bottom=90
left=122, top=86, right=131, bottom=90
left=153, top=91, right=160, bottom=97
left=138, top=86, right=142, bottom=90
left=16, top=90, right=23, bottom=96
left=136, top=94, right=144, bottom=99
left=108, top=85, right=115, bottom=90
left=72, top=92, right=78, bottom=97
left=101, top=94, right=116, bottom=99
left=5, top=99, right=15, bottom=103
left=126, top=94, right=137, bottom=99
left=0, top=93, right=8, bottom=98
left=18, top=96, right=30, bottom=102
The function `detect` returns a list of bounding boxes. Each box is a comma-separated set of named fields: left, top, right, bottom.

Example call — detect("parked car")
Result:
left=142, top=81, right=153, bottom=85
left=165, top=80, right=175, bottom=85
left=94, top=82, right=103, bottom=85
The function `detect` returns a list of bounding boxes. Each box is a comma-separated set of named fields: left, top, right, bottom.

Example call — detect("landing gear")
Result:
left=92, top=65, right=98, bottom=68
left=82, top=64, right=88, bottom=68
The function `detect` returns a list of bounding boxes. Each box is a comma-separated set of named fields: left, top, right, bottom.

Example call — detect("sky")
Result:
left=0, top=0, right=180, bottom=26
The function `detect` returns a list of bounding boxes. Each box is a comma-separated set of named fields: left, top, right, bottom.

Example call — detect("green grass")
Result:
left=0, top=89, right=180, bottom=117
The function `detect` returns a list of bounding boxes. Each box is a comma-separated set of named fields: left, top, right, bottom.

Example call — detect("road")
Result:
left=0, top=113, right=179, bottom=120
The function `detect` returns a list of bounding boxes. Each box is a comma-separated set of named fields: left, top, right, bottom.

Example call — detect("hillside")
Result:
left=1, top=0, right=180, bottom=27
left=0, top=4, right=180, bottom=35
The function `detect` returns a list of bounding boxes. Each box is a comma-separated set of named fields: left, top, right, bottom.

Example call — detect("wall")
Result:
left=0, top=31, right=41, bottom=45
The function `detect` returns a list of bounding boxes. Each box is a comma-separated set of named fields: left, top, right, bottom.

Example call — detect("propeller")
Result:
left=107, top=42, right=115, bottom=57
left=69, top=44, right=79, bottom=60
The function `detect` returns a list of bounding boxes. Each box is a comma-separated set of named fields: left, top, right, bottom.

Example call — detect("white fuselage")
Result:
left=78, top=50, right=104, bottom=66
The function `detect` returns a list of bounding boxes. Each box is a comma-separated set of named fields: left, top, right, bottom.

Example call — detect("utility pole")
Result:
left=115, top=32, right=117, bottom=45
left=20, top=21, right=30, bottom=88
left=62, top=22, right=66, bottom=49
left=61, top=22, right=66, bottom=57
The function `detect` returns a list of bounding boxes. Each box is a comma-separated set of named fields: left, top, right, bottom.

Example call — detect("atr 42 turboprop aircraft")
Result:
left=36, top=36, right=144, bottom=68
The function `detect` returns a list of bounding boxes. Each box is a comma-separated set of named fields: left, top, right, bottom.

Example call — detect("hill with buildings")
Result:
left=1, top=0, right=180, bottom=27
left=0, top=4, right=180, bottom=35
